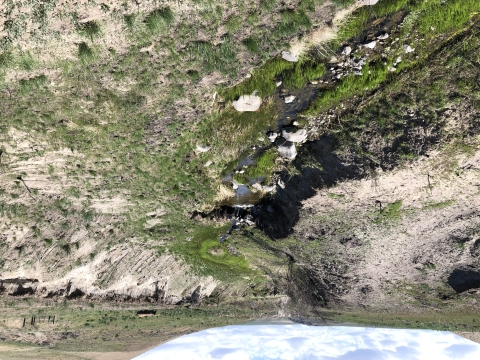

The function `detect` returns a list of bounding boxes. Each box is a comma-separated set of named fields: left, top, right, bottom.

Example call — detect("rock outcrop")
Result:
left=232, top=95, right=262, bottom=112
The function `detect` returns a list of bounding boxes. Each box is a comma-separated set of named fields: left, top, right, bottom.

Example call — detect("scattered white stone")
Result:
left=292, top=121, right=299, bottom=126
left=276, top=81, right=282, bottom=87
left=329, top=56, right=339, bottom=63
left=284, top=95, right=296, bottom=104
left=140, top=43, right=154, bottom=53
left=394, top=56, right=402, bottom=65
left=245, top=73, right=252, bottom=78
left=232, top=180, right=241, bottom=190
left=388, top=66, right=396, bottom=72
left=263, top=185, right=276, bottom=193
left=232, top=94, right=262, bottom=112
left=266, top=132, right=278, bottom=142
left=342, top=46, right=352, bottom=56
left=364, top=41, right=376, bottom=49
left=361, top=0, right=379, bottom=4
left=282, top=51, right=299, bottom=62
left=204, top=160, right=212, bottom=167
left=282, top=128, right=307, bottom=143
left=404, top=45, right=415, bottom=53
left=377, top=33, right=389, bottom=40
left=277, top=179, right=285, bottom=189
left=310, top=80, right=318, bottom=85
left=238, top=170, right=245, bottom=174
left=277, top=141, right=297, bottom=160
left=196, top=145, right=210, bottom=153
left=251, top=183, right=262, bottom=191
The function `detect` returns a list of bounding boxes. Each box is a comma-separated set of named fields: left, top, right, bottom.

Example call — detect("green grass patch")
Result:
left=186, top=39, right=238, bottom=76
left=77, top=42, right=95, bottom=63
left=327, top=192, right=345, bottom=200
left=303, top=0, right=480, bottom=115
left=322, top=308, right=480, bottom=332
left=195, top=101, right=278, bottom=180
left=123, top=14, right=136, bottom=30
left=375, top=200, right=403, bottom=224
left=169, top=225, right=253, bottom=279
left=243, top=37, right=259, bottom=53
left=145, top=7, right=175, bottom=34
left=16, top=51, right=36, bottom=70
left=234, top=148, right=278, bottom=184
left=222, top=58, right=293, bottom=100
left=19, top=74, right=47, bottom=94
left=76, top=21, right=101, bottom=41
left=423, top=200, right=454, bottom=210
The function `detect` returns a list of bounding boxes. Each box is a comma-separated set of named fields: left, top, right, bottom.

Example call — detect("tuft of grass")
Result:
left=375, top=200, right=403, bottom=224
left=78, top=42, right=94, bottom=63
left=186, top=38, right=238, bottom=75
left=19, top=75, right=47, bottom=94
left=123, top=14, right=136, bottom=30
left=16, top=51, right=36, bottom=70
left=144, top=7, right=175, bottom=34
left=423, top=200, right=454, bottom=210
left=327, top=192, right=345, bottom=200
left=76, top=21, right=101, bottom=41
left=243, top=37, right=259, bottom=53
left=0, top=51, right=13, bottom=69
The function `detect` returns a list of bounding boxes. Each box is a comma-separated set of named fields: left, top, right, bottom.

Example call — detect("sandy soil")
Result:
left=297, top=140, right=480, bottom=309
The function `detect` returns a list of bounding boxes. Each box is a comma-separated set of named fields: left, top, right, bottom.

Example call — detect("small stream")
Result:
left=215, top=8, right=408, bottom=242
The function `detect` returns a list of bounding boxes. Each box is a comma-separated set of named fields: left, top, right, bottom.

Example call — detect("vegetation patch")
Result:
left=375, top=200, right=403, bottom=224
left=144, top=7, right=175, bottom=34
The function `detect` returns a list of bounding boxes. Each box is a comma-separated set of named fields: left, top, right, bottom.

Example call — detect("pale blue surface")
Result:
left=133, top=324, right=480, bottom=360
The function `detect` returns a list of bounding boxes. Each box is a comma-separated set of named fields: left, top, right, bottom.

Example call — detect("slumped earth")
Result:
left=0, top=0, right=480, bottom=357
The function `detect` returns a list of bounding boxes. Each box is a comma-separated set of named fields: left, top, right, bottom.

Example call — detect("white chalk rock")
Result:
left=364, top=41, right=376, bottom=49
left=342, top=46, right=352, bottom=56
left=266, top=132, right=278, bottom=143
left=251, top=183, right=263, bottom=191
left=276, top=81, right=282, bottom=87
left=204, top=160, right=212, bottom=167
left=232, top=95, right=262, bottom=112
left=282, top=51, right=299, bottom=62
left=404, top=45, right=415, bottom=53
left=277, top=140, right=297, bottom=160
left=282, top=128, right=307, bottom=143
left=377, top=33, right=389, bottom=40
left=196, top=145, right=210, bottom=153
left=284, top=95, right=296, bottom=104
left=262, top=185, right=276, bottom=193
left=361, top=0, right=379, bottom=5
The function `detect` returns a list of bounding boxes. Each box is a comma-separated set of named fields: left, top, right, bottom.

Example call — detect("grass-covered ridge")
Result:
left=303, top=0, right=480, bottom=114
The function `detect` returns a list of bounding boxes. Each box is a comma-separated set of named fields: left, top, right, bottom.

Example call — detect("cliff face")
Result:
left=1, top=0, right=480, bottom=316
left=0, top=247, right=218, bottom=304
